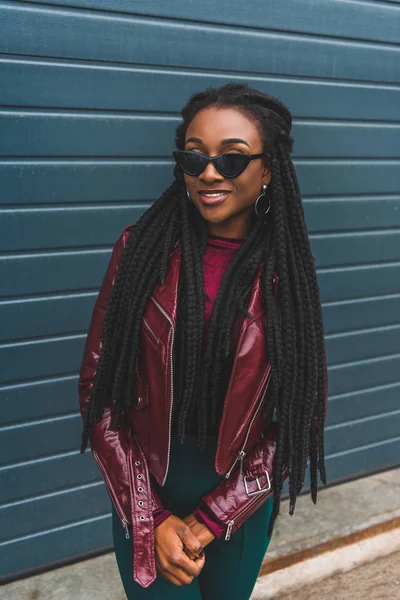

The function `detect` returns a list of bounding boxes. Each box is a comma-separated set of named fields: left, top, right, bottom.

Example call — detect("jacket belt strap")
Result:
left=129, top=438, right=157, bottom=588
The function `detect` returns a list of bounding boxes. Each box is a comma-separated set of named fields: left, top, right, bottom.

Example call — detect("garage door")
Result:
left=1, top=0, right=399, bottom=580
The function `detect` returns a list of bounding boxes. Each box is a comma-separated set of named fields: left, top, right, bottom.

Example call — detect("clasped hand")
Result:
left=154, top=513, right=215, bottom=586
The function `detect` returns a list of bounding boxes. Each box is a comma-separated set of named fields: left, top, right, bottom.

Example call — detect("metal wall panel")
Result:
left=1, top=0, right=399, bottom=579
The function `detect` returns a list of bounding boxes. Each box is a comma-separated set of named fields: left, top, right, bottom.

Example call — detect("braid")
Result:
left=81, top=84, right=327, bottom=539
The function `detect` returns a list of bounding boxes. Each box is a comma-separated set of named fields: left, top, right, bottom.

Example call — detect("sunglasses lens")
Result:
left=174, top=151, right=254, bottom=178
left=175, top=151, right=206, bottom=176
left=216, top=154, right=250, bottom=178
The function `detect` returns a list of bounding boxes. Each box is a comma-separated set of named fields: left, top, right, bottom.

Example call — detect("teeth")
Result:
left=203, top=192, right=226, bottom=197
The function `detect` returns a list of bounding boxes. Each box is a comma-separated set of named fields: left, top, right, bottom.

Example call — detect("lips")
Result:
left=197, top=190, right=232, bottom=206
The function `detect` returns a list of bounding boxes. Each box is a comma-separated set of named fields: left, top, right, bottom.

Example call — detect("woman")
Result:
left=78, top=83, right=328, bottom=599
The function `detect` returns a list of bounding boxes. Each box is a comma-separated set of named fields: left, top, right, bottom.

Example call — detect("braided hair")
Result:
left=81, top=83, right=327, bottom=535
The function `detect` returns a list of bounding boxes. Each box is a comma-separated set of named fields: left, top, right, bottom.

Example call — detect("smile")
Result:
left=198, top=190, right=232, bottom=206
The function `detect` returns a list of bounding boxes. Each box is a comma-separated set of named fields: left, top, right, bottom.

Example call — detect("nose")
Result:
left=199, top=161, right=225, bottom=183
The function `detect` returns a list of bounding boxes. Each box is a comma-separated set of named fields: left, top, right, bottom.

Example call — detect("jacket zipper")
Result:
left=143, top=316, right=160, bottom=345
left=225, top=489, right=270, bottom=540
left=150, top=296, right=175, bottom=486
left=225, top=369, right=272, bottom=479
left=92, top=449, right=130, bottom=539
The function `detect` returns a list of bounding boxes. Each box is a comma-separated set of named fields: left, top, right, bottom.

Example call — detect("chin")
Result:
left=196, top=205, right=233, bottom=224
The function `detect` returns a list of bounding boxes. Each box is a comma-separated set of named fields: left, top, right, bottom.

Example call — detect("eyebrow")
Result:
left=185, top=137, right=251, bottom=148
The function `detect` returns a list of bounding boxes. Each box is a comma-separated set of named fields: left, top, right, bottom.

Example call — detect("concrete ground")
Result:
left=279, top=549, right=400, bottom=600
left=2, top=467, right=400, bottom=600
left=263, top=467, right=400, bottom=568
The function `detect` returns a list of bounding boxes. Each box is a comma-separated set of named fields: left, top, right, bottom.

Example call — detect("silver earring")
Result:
left=254, top=184, right=270, bottom=217
left=186, top=189, right=192, bottom=203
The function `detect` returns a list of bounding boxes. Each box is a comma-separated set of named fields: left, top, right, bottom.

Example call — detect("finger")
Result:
left=174, top=569, right=195, bottom=586
left=156, top=559, right=185, bottom=587
left=183, top=545, right=205, bottom=562
left=180, top=528, right=203, bottom=558
left=171, top=552, right=203, bottom=578
left=161, top=566, right=194, bottom=587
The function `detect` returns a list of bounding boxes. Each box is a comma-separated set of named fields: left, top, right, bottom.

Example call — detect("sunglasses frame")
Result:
left=173, top=150, right=265, bottom=179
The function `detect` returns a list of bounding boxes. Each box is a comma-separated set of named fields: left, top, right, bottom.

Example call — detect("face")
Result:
left=183, top=106, right=271, bottom=238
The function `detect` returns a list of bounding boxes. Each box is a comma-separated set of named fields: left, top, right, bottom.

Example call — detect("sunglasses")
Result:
left=173, top=150, right=265, bottom=179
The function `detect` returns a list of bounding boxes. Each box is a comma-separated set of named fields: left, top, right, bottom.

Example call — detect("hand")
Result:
left=155, top=515, right=205, bottom=586
left=183, top=513, right=215, bottom=549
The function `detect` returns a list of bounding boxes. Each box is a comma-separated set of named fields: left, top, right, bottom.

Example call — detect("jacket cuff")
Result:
left=153, top=508, right=172, bottom=529
left=193, top=502, right=226, bottom=538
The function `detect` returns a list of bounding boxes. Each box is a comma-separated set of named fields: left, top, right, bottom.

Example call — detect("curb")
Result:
left=252, top=522, right=400, bottom=599
left=259, top=513, right=400, bottom=577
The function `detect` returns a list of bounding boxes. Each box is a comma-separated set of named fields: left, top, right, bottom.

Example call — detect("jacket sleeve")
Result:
left=78, top=228, right=164, bottom=527
left=195, top=423, right=281, bottom=540
left=196, top=358, right=329, bottom=540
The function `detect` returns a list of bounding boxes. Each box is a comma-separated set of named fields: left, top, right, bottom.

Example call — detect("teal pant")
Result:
left=112, top=434, right=273, bottom=600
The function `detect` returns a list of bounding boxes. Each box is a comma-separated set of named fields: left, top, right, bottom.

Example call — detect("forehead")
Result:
left=185, top=106, right=261, bottom=147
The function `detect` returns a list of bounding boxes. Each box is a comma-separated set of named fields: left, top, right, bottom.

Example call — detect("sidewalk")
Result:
left=2, top=467, right=400, bottom=600
left=278, top=549, right=400, bottom=600
left=252, top=467, right=400, bottom=599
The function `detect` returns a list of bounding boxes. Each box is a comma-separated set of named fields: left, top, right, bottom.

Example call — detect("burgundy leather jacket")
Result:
left=79, top=225, right=289, bottom=587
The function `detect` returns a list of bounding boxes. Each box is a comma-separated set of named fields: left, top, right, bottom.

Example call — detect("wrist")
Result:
left=184, top=513, right=215, bottom=547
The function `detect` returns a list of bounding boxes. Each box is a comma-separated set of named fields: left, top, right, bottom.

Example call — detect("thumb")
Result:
left=180, top=527, right=204, bottom=559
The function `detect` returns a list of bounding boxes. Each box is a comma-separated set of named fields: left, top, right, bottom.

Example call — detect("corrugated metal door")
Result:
left=1, top=0, right=399, bottom=580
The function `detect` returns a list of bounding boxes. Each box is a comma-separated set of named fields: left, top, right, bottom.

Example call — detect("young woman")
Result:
left=79, top=83, right=328, bottom=599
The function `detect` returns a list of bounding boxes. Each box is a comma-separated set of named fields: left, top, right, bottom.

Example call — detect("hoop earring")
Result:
left=186, top=189, right=192, bottom=203
left=254, top=184, right=270, bottom=217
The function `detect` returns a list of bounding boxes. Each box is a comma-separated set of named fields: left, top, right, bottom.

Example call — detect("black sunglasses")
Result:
left=173, top=150, right=265, bottom=179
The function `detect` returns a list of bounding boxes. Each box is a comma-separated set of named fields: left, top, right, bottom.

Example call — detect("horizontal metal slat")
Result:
left=326, top=325, right=400, bottom=365
left=1, top=251, right=399, bottom=301
left=2, top=198, right=400, bottom=253
left=0, top=4, right=399, bottom=84
left=3, top=320, right=399, bottom=387
left=2, top=290, right=399, bottom=347
left=0, top=414, right=81, bottom=466
left=317, top=263, right=400, bottom=302
left=0, top=376, right=78, bottom=426
left=325, top=437, right=400, bottom=483
left=2, top=57, right=400, bottom=121
left=1, top=112, right=399, bottom=158
left=1, top=161, right=399, bottom=207
left=0, top=249, right=110, bottom=297
left=328, top=354, right=400, bottom=396
left=0, top=205, right=140, bottom=253
left=310, top=231, right=400, bottom=268
left=322, top=294, right=400, bottom=335
left=304, top=196, right=400, bottom=233
left=0, top=161, right=173, bottom=205
left=0, top=483, right=108, bottom=543
left=0, top=336, right=85, bottom=383
left=327, top=383, right=400, bottom=427
left=0, top=293, right=96, bottom=341
left=325, top=411, right=400, bottom=454
left=25, top=0, right=400, bottom=45
left=0, top=451, right=99, bottom=504
left=0, top=514, right=112, bottom=579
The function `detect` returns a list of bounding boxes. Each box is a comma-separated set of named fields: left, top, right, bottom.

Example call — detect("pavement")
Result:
left=2, top=467, right=400, bottom=600
left=278, top=549, right=400, bottom=600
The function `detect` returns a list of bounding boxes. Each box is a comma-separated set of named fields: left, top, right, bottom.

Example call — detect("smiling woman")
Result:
left=78, top=83, right=328, bottom=599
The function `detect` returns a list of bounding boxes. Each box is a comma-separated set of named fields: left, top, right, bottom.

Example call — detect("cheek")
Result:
left=234, top=172, right=261, bottom=204
left=184, top=174, right=196, bottom=190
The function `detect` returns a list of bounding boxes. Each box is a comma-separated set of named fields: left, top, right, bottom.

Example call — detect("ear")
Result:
left=262, top=167, right=271, bottom=186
